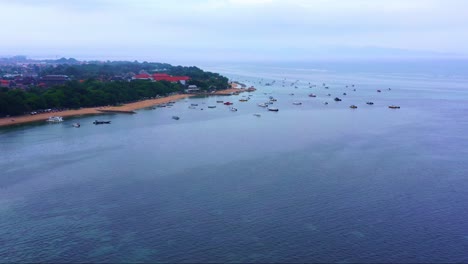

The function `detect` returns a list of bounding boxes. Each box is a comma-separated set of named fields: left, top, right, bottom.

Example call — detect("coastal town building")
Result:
left=40, top=75, right=71, bottom=86
left=131, top=73, right=190, bottom=85
left=185, top=85, right=200, bottom=93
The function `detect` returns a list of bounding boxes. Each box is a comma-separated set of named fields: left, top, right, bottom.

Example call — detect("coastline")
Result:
left=0, top=88, right=244, bottom=127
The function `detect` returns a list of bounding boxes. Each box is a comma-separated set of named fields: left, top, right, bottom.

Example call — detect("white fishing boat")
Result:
left=258, top=103, right=268, bottom=107
left=230, top=107, right=238, bottom=112
left=72, top=122, right=80, bottom=128
left=46, top=116, right=63, bottom=123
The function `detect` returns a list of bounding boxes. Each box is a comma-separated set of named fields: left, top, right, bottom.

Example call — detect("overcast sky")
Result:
left=1, top=0, right=468, bottom=63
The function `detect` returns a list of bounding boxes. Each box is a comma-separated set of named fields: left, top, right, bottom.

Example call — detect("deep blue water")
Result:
left=1, top=61, right=468, bottom=262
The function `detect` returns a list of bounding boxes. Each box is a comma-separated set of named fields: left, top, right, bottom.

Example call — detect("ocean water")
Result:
left=1, top=61, right=468, bottom=263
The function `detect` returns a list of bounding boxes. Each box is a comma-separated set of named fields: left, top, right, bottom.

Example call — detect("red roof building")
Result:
left=152, top=73, right=190, bottom=84
left=133, top=73, right=153, bottom=80
left=0, top=80, right=10, bottom=87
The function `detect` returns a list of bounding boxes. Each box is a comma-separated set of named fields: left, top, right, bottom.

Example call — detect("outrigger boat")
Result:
left=93, top=120, right=111, bottom=125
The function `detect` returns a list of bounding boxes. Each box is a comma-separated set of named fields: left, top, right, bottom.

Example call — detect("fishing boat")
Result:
left=292, top=102, right=302, bottom=105
left=270, top=98, right=277, bottom=102
left=366, top=102, right=374, bottom=105
left=239, top=98, right=249, bottom=102
left=309, top=94, right=317, bottom=97
left=377, top=90, right=382, bottom=93
left=324, top=102, right=329, bottom=105
left=343, top=93, right=347, bottom=95
left=191, top=103, right=198, bottom=106
left=253, top=113, right=261, bottom=117
left=208, top=105, right=216, bottom=108
left=224, top=102, right=233, bottom=105
left=268, top=107, right=279, bottom=112
left=258, top=103, right=268, bottom=107
left=334, top=97, right=342, bottom=102
left=216, top=100, right=224, bottom=103
left=188, top=106, right=196, bottom=109
left=46, top=116, right=63, bottom=123
left=350, top=105, right=358, bottom=109
left=172, top=116, right=180, bottom=120
left=93, top=120, right=111, bottom=125
left=388, top=105, right=401, bottom=109
left=230, top=107, right=238, bottom=112
left=72, top=122, right=80, bottom=128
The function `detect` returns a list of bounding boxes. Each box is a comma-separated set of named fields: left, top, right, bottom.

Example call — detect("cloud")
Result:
left=1, top=0, right=467, bottom=62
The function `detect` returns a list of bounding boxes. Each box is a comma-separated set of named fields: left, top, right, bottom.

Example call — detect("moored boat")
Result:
left=334, top=97, right=342, bottom=102
left=350, top=105, right=358, bottom=109
left=309, top=94, right=317, bottom=97
left=208, top=105, right=216, bottom=108
left=230, top=107, right=238, bottom=112
left=268, top=107, right=279, bottom=112
left=253, top=113, right=261, bottom=117
left=292, top=102, right=302, bottom=105
left=93, top=120, right=111, bottom=125
left=388, top=105, right=401, bottom=109
left=366, top=102, right=374, bottom=105
left=46, top=116, right=63, bottom=123
left=224, top=102, right=233, bottom=105
left=172, top=116, right=180, bottom=120
left=72, top=122, right=80, bottom=128
left=258, top=103, right=268, bottom=107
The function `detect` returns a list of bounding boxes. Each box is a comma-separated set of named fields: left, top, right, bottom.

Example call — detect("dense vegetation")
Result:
left=0, top=61, right=229, bottom=117
left=0, top=80, right=180, bottom=116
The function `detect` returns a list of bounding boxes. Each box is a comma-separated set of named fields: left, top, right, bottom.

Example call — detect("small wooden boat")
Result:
left=239, top=98, right=249, bottom=102
left=268, top=108, right=279, bottom=112
left=377, top=90, right=382, bottom=93
left=172, top=116, right=180, bottom=120
left=334, top=97, right=342, bottom=102
left=216, top=100, right=224, bottom=103
left=366, top=102, right=374, bottom=105
left=388, top=105, right=401, bottom=109
left=93, top=120, right=111, bottom=125
left=350, top=105, right=358, bottom=109
left=46, top=116, right=63, bottom=123
left=309, top=94, right=317, bottom=97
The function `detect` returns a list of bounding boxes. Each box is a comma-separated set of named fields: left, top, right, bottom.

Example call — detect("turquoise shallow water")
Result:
left=1, top=62, right=468, bottom=262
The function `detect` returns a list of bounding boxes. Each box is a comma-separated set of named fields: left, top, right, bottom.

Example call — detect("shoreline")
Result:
left=0, top=88, right=244, bottom=127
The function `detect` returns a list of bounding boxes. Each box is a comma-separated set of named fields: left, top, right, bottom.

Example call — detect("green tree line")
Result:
left=0, top=80, right=180, bottom=116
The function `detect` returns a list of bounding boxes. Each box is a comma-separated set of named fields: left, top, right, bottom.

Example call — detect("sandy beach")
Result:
left=0, top=89, right=245, bottom=127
